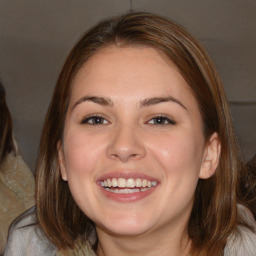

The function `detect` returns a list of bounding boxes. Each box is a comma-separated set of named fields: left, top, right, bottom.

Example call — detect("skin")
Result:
left=58, top=46, right=220, bottom=256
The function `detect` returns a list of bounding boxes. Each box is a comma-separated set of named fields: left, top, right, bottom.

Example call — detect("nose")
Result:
left=106, top=125, right=146, bottom=162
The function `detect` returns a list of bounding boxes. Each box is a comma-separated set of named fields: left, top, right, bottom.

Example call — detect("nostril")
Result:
left=106, top=130, right=146, bottom=162
left=110, top=153, right=119, bottom=159
left=109, top=152, right=141, bottom=162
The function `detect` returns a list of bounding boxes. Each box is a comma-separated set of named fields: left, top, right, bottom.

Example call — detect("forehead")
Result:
left=69, top=46, right=197, bottom=107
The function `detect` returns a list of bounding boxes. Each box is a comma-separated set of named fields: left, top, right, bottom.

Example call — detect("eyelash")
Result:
left=147, top=115, right=176, bottom=125
left=81, top=114, right=176, bottom=126
left=81, top=115, right=109, bottom=125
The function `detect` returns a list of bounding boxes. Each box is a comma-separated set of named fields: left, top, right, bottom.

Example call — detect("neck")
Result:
left=96, top=224, right=191, bottom=256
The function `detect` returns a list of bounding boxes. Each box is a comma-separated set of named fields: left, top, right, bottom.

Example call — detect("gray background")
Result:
left=0, top=0, right=255, bottom=170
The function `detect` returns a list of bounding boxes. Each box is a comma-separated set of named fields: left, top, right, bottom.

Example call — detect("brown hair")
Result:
left=36, top=12, right=250, bottom=255
left=0, top=82, right=15, bottom=163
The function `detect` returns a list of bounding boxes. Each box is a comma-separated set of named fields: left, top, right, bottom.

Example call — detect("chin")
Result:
left=96, top=216, right=154, bottom=236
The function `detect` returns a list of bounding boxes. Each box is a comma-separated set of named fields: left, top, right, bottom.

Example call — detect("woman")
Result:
left=0, top=83, right=35, bottom=254
left=4, top=12, right=256, bottom=256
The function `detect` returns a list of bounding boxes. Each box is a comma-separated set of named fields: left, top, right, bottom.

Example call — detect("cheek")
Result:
left=149, top=130, right=205, bottom=180
left=63, top=130, right=106, bottom=178
left=62, top=130, right=105, bottom=211
left=146, top=132, right=204, bottom=217
left=155, top=135, right=201, bottom=163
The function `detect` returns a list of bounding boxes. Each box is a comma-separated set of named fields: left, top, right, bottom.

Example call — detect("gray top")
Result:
left=4, top=207, right=56, bottom=256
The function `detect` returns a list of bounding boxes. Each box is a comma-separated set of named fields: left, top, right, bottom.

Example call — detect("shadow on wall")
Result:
left=230, top=103, right=256, bottom=161
left=13, top=119, right=43, bottom=172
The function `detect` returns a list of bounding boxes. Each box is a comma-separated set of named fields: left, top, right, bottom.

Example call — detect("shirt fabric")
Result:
left=0, top=152, right=35, bottom=255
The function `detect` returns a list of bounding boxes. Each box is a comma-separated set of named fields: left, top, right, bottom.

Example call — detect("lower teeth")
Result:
left=105, top=187, right=151, bottom=193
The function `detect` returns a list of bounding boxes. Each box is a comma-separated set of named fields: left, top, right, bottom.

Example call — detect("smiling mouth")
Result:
left=100, top=178, right=158, bottom=194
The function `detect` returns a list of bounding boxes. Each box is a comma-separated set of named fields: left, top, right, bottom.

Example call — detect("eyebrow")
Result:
left=140, top=97, right=187, bottom=110
left=72, top=96, right=187, bottom=111
left=72, top=96, right=113, bottom=111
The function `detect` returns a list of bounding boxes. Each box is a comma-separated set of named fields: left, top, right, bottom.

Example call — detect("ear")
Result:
left=57, top=141, right=68, bottom=181
left=199, top=132, right=221, bottom=179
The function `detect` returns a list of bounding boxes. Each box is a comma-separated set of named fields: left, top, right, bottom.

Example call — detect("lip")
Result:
left=98, top=183, right=158, bottom=202
left=97, top=171, right=159, bottom=202
left=97, top=171, right=159, bottom=182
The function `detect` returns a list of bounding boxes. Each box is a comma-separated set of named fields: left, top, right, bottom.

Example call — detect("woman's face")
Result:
left=58, top=46, right=219, bottom=238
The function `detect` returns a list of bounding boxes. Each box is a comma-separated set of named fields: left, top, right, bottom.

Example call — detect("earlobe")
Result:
left=57, top=141, right=68, bottom=181
left=199, top=132, right=221, bottom=179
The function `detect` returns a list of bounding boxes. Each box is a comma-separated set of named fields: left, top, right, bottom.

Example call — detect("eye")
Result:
left=148, top=116, right=176, bottom=125
left=81, top=115, right=109, bottom=125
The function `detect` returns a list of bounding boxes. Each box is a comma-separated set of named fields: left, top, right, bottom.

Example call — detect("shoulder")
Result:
left=224, top=205, right=256, bottom=256
left=225, top=225, right=256, bottom=256
left=0, top=152, right=35, bottom=207
left=0, top=152, right=35, bottom=189
left=0, top=152, right=34, bottom=181
left=4, top=207, right=56, bottom=256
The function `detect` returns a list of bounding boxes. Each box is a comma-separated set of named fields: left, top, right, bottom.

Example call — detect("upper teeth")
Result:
left=101, top=178, right=157, bottom=188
